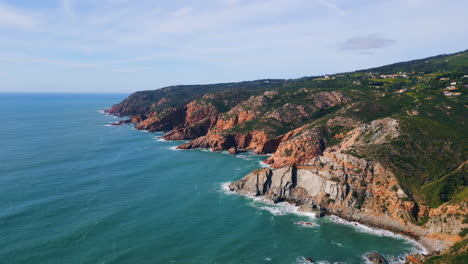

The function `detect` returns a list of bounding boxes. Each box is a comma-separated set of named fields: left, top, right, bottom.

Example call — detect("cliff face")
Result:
left=174, top=91, right=350, bottom=154
left=263, top=126, right=327, bottom=168
left=229, top=118, right=467, bottom=252
left=162, top=101, right=219, bottom=140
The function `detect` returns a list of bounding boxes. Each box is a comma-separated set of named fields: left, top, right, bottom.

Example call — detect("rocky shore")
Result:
left=105, top=60, right=468, bottom=261
left=107, top=99, right=467, bottom=256
left=226, top=149, right=466, bottom=260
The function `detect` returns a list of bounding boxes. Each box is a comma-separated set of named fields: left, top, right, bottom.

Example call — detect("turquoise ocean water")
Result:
left=0, top=93, right=424, bottom=264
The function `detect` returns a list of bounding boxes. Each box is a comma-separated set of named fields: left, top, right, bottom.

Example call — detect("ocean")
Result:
left=0, top=93, right=424, bottom=264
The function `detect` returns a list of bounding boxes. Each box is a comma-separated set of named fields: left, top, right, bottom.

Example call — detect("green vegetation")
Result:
left=108, top=79, right=292, bottom=116
left=358, top=49, right=468, bottom=74
left=355, top=116, right=467, bottom=205
left=422, top=164, right=467, bottom=207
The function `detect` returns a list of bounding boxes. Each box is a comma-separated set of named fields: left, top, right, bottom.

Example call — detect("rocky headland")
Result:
left=106, top=50, right=468, bottom=263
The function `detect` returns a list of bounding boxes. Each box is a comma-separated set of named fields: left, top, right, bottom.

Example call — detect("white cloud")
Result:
left=317, top=0, right=344, bottom=14
left=0, top=3, right=39, bottom=30
left=61, top=0, right=75, bottom=20
left=0, top=0, right=467, bottom=92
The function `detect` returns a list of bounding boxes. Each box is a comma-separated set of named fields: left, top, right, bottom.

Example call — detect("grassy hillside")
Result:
left=358, top=49, right=468, bottom=74
left=107, top=79, right=292, bottom=116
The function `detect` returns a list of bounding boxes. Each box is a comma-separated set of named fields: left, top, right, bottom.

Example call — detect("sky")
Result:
left=0, top=0, right=467, bottom=93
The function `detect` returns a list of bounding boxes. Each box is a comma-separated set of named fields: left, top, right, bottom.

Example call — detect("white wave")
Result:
left=222, top=182, right=424, bottom=262
left=328, top=216, right=428, bottom=255
left=200, top=148, right=213, bottom=152
left=236, top=154, right=253, bottom=160
left=167, top=146, right=181, bottom=151
left=104, top=124, right=114, bottom=127
left=249, top=201, right=318, bottom=219
left=331, top=241, right=343, bottom=247
left=97, top=109, right=113, bottom=116
left=221, top=182, right=235, bottom=195
left=224, top=184, right=425, bottom=259
left=361, top=251, right=407, bottom=264
left=264, top=257, right=272, bottom=261
left=294, top=221, right=318, bottom=228
left=296, top=257, right=334, bottom=264
left=259, top=161, right=271, bottom=168
left=221, top=182, right=318, bottom=219
left=155, top=137, right=168, bottom=142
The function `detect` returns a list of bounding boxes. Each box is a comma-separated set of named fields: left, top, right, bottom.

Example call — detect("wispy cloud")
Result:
left=0, top=3, right=39, bottom=30
left=61, top=0, right=75, bottom=20
left=0, top=0, right=467, bottom=93
left=339, top=34, right=395, bottom=51
left=317, top=0, right=344, bottom=14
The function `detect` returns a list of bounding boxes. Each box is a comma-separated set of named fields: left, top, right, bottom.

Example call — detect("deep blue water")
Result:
left=0, top=93, right=421, bottom=264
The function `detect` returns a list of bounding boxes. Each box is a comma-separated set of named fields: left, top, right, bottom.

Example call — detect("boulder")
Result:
left=366, top=252, right=388, bottom=264
left=228, top=147, right=238, bottom=154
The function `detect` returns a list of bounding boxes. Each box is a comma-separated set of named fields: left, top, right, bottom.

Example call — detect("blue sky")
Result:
left=0, top=0, right=467, bottom=93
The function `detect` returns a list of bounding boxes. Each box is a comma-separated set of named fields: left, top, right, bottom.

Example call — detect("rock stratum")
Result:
left=106, top=50, right=468, bottom=262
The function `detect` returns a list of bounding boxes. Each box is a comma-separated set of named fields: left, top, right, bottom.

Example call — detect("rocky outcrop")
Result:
left=366, top=252, right=389, bottom=264
left=109, top=90, right=351, bottom=159
left=175, top=91, right=350, bottom=155
left=135, top=101, right=219, bottom=137
left=309, top=91, right=351, bottom=108
left=230, top=149, right=427, bottom=235
left=229, top=118, right=467, bottom=252
left=264, top=126, right=326, bottom=168
left=263, top=115, right=362, bottom=167
left=334, top=118, right=400, bottom=151
left=136, top=107, right=187, bottom=131
left=162, top=101, right=219, bottom=140
left=109, top=114, right=147, bottom=126
left=178, top=134, right=237, bottom=151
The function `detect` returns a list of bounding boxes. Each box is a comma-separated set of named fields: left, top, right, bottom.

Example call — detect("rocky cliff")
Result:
left=106, top=50, right=468, bottom=259
left=229, top=119, right=467, bottom=253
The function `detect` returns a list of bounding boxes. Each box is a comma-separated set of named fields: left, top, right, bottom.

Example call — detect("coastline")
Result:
left=107, top=111, right=429, bottom=251
left=221, top=182, right=429, bottom=258
left=102, top=111, right=464, bottom=261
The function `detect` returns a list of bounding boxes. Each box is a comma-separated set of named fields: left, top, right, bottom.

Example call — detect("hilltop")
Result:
left=107, top=50, right=468, bottom=263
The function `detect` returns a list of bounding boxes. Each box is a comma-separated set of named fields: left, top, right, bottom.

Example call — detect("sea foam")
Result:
left=221, top=182, right=427, bottom=258
left=221, top=182, right=235, bottom=195
left=328, top=216, right=428, bottom=255
left=167, top=146, right=181, bottom=151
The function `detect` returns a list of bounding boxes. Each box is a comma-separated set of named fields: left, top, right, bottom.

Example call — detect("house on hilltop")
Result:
left=395, top=88, right=407, bottom=94
left=443, top=91, right=461, bottom=96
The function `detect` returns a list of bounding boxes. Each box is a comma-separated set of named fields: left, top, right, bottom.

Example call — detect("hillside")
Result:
left=106, top=50, right=468, bottom=262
